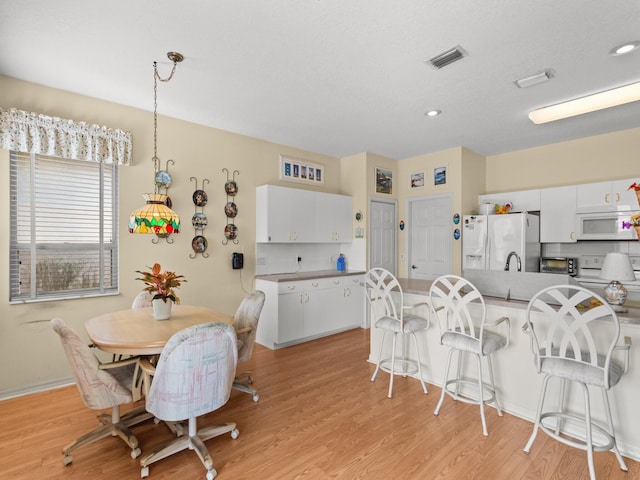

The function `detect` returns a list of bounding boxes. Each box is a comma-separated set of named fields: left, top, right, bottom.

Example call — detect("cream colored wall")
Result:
left=485, top=127, right=640, bottom=192
left=0, top=75, right=341, bottom=394
left=340, top=152, right=368, bottom=239
left=2, top=73, right=639, bottom=395
left=461, top=147, right=486, bottom=214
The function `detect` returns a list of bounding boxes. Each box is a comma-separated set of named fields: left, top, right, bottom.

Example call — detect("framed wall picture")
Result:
left=279, top=154, right=324, bottom=185
left=434, top=165, right=447, bottom=186
left=375, top=167, right=393, bottom=194
left=410, top=172, right=424, bottom=188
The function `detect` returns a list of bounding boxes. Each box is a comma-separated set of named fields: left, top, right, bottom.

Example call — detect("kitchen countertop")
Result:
left=255, top=269, right=366, bottom=282
left=397, top=277, right=640, bottom=325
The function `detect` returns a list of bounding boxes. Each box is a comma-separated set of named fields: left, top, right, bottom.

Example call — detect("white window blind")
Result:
left=10, top=151, right=119, bottom=302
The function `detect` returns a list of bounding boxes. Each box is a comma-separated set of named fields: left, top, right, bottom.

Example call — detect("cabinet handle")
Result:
left=345, top=288, right=351, bottom=297
left=299, top=293, right=303, bottom=304
left=333, top=280, right=340, bottom=285
left=605, top=193, right=610, bottom=204
left=616, top=192, right=620, bottom=203
left=570, top=231, right=574, bottom=241
left=288, top=285, right=296, bottom=291
left=304, top=292, right=309, bottom=304
left=312, top=282, right=319, bottom=287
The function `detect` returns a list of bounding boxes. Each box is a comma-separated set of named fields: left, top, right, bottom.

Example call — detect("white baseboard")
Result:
left=0, top=377, right=74, bottom=401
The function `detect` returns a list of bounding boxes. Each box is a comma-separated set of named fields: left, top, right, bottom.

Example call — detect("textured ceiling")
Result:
left=1, top=0, right=639, bottom=160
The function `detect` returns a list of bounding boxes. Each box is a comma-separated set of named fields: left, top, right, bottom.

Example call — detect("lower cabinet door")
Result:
left=277, top=292, right=304, bottom=343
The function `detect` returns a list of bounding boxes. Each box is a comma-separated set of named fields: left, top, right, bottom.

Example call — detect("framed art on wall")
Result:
left=279, top=154, right=324, bottom=185
left=376, top=167, right=393, bottom=194
left=410, top=172, right=424, bottom=188
left=434, top=166, right=447, bottom=186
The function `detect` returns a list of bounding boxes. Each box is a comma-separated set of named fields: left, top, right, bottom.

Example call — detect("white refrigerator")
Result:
left=463, top=213, right=540, bottom=272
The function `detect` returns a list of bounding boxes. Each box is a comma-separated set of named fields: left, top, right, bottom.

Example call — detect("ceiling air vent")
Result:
left=427, top=45, right=468, bottom=70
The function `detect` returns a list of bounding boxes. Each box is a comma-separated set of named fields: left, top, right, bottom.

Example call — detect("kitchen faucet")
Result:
left=504, top=251, right=522, bottom=271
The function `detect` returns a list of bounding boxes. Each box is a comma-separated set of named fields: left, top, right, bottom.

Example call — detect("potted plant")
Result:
left=135, top=263, right=186, bottom=320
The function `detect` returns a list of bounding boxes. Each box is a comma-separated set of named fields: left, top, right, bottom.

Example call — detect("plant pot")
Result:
left=635, top=226, right=640, bottom=242
left=152, top=298, right=173, bottom=320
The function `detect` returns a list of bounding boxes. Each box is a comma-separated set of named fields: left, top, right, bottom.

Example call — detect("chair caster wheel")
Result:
left=206, top=468, right=217, bottom=480
left=131, top=447, right=141, bottom=459
left=231, top=428, right=240, bottom=439
left=141, top=466, right=149, bottom=478
left=63, top=454, right=73, bottom=466
left=252, top=394, right=259, bottom=402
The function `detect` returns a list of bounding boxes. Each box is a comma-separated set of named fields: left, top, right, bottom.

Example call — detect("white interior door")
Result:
left=408, top=194, right=453, bottom=280
left=369, top=198, right=396, bottom=274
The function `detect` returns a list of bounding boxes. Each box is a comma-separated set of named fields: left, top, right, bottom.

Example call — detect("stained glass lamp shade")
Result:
left=129, top=193, right=180, bottom=235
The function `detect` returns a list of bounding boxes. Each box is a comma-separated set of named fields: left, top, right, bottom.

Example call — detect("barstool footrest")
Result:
left=539, top=412, right=615, bottom=452
left=443, top=378, right=496, bottom=406
left=379, top=357, right=419, bottom=377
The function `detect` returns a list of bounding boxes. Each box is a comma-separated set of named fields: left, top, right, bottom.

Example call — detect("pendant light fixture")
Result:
left=129, top=51, right=184, bottom=240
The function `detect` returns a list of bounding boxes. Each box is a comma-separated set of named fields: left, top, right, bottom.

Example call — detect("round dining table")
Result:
left=85, top=305, right=234, bottom=356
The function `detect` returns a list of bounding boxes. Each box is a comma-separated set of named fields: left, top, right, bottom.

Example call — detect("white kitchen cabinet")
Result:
left=540, top=185, right=577, bottom=243
left=315, top=192, right=352, bottom=242
left=324, top=275, right=364, bottom=332
left=576, top=178, right=639, bottom=212
left=256, top=185, right=316, bottom=242
left=478, top=189, right=540, bottom=213
left=255, top=274, right=364, bottom=349
left=256, top=185, right=352, bottom=243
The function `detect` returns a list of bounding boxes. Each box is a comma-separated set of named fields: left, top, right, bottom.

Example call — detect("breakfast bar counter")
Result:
left=369, top=277, right=640, bottom=461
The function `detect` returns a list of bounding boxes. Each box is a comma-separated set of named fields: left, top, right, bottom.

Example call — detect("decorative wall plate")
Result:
left=224, top=201, right=238, bottom=218
left=155, top=170, right=172, bottom=188
left=224, top=223, right=238, bottom=239
left=191, top=235, right=207, bottom=253
left=192, top=190, right=208, bottom=206
left=224, top=180, right=238, bottom=196
left=192, top=212, right=208, bottom=229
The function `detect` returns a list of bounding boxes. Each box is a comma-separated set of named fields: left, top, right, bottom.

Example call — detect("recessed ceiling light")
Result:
left=528, top=81, right=640, bottom=124
left=425, top=109, right=441, bottom=117
left=610, top=41, right=640, bottom=56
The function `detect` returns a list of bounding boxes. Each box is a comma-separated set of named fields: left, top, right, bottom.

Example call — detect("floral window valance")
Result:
left=0, top=107, right=132, bottom=165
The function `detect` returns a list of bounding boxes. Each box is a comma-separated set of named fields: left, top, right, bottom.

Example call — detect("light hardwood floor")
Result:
left=1, top=327, right=637, bottom=479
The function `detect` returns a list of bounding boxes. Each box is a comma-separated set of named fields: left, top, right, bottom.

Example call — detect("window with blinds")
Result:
left=10, top=151, right=119, bottom=302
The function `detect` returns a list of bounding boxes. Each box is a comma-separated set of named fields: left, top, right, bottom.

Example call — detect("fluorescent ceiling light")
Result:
left=528, top=81, right=640, bottom=124
left=514, top=70, right=553, bottom=88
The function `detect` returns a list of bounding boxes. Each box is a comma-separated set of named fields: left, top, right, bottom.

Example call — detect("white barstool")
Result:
left=523, top=284, right=631, bottom=480
left=365, top=268, right=429, bottom=398
left=429, top=275, right=510, bottom=436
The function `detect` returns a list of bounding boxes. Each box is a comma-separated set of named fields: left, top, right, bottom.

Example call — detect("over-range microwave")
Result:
left=575, top=211, right=637, bottom=240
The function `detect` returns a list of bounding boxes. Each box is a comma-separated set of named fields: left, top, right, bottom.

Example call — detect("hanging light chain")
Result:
left=152, top=52, right=183, bottom=191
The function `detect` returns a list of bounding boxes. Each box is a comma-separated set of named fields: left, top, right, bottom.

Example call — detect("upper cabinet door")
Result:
left=540, top=185, right=577, bottom=243
left=256, top=185, right=315, bottom=242
left=576, top=179, right=639, bottom=212
left=315, top=192, right=352, bottom=242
